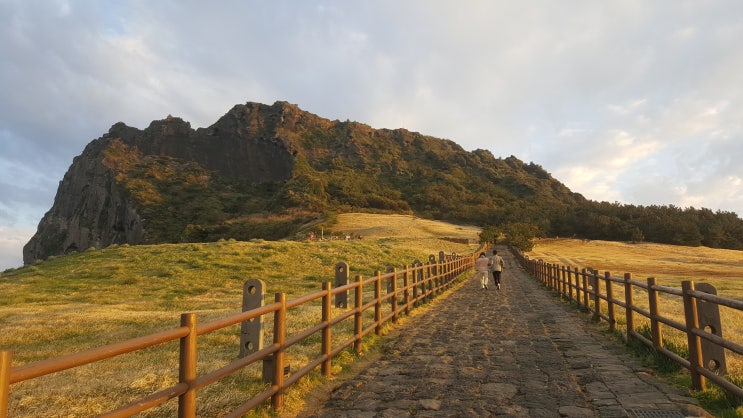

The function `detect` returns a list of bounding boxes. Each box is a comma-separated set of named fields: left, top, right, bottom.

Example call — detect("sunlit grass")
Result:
left=1, top=215, right=480, bottom=417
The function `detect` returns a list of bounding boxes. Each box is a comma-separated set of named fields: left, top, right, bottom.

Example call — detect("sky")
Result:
left=2, top=1, right=743, bottom=270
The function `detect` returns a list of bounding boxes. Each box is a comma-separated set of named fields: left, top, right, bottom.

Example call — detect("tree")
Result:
left=478, top=225, right=501, bottom=244
left=502, top=222, right=542, bottom=251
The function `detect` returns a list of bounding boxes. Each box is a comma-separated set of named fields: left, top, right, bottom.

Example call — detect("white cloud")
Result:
left=2, top=1, right=743, bottom=268
left=607, top=99, right=648, bottom=116
left=0, top=227, right=33, bottom=270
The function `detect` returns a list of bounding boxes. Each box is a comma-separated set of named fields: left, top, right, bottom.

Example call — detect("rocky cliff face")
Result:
left=23, top=101, right=309, bottom=264
left=23, top=138, right=146, bottom=263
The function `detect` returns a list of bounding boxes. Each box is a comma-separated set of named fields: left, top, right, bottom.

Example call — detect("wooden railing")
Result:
left=513, top=248, right=743, bottom=399
left=0, top=246, right=485, bottom=417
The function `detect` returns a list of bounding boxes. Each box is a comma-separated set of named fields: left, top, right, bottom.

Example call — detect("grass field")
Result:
left=526, top=238, right=743, bottom=414
left=0, top=213, right=480, bottom=417
left=527, top=238, right=743, bottom=288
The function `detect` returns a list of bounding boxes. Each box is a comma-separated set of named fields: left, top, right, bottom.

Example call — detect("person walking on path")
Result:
left=475, top=253, right=490, bottom=289
left=489, top=249, right=504, bottom=290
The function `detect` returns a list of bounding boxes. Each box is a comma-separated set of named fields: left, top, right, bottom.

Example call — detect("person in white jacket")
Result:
left=475, top=253, right=491, bottom=289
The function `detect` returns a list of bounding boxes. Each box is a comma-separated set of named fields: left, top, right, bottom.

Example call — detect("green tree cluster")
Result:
left=479, top=223, right=542, bottom=252
left=549, top=202, right=743, bottom=249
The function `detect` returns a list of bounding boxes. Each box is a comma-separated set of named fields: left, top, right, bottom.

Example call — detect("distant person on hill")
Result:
left=475, top=253, right=490, bottom=289
left=489, top=249, right=505, bottom=290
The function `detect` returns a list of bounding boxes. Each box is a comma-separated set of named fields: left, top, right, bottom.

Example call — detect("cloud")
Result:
left=0, top=227, right=33, bottom=270
left=1, top=1, right=743, bottom=269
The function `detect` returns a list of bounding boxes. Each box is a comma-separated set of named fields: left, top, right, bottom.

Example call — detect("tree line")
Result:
left=481, top=201, right=743, bottom=252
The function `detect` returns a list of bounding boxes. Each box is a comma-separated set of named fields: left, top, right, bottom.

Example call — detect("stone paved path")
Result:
left=297, top=246, right=712, bottom=418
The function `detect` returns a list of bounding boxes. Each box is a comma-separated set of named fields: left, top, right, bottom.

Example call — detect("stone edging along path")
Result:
left=290, top=246, right=712, bottom=418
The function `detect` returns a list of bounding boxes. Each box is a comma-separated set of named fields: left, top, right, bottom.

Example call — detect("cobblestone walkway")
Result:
left=298, top=246, right=712, bottom=417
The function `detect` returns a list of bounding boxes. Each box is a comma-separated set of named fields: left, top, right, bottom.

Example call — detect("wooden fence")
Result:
left=0, top=247, right=485, bottom=417
left=513, top=248, right=743, bottom=399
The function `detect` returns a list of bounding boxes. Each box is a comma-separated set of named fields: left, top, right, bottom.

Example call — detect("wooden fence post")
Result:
left=552, top=263, right=558, bottom=289
left=624, top=273, right=634, bottom=340
left=554, top=264, right=559, bottom=290
left=271, top=293, right=287, bottom=410
left=423, top=262, right=433, bottom=303
left=389, top=267, right=399, bottom=323
left=592, top=269, right=601, bottom=322
left=647, top=277, right=663, bottom=350
left=439, top=251, right=446, bottom=282
left=412, top=260, right=421, bottom=306
left=540, top=260, right=546, bottom=284
left=537, top=260, right=543, bottom=283
left=178, top=313, right=198, bottom=418
left=403, top=265, right=411, bottom=315
left=354, top=276, right=363, bottom=354
left=605, top=272, right=616, bottom=331
left=529, top=258, right=534, bottom=278
left=536, top=260, right=542, bottom=283
left=682, top=280, right=706, bottom=391
left=428, top=255, right=437, bottom=297
left=0, top=351, right=10, bottom=418
left=442, top=251, right=453, bottom=284
left=441, top=257, right=449, bottom=287
left=567, top=266, right=574, bottom=302
left=582, top=268, right=589, bottom=308
left=574, top=267, right=581, bottom=306
left=374, top=271, right=382, bottom=335
left=528, top=257, right=534, bottom=277
left=322, top=282, right=332, bottom=376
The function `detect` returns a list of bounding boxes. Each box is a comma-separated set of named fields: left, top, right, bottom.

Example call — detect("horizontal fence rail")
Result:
left=513, top=248, right=743, bottom=400
left=0, top=246, right=487, bottom=417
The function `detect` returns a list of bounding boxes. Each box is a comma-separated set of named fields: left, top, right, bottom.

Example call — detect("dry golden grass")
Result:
left=0, top=213, right=480, bottom=417
left=527, top=238, right=743, bottom=379
left=528, top=238, right=743, bottom=286
left=332, top=213, right=481, bottom=241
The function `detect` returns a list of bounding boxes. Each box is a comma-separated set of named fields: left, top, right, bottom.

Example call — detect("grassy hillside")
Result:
left=0, top=214, right=480, bottom=417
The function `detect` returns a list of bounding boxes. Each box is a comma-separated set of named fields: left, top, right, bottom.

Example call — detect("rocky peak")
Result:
left=22, top=101, right=309, bottom=264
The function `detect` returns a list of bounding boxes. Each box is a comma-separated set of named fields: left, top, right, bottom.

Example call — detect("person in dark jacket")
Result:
left=489, top=249, right=504, bottom=290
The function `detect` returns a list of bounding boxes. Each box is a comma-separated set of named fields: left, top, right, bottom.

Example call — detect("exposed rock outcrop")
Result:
left=23, top=101, right=308, bottom=264
left=23, top=138, right=145, bottom=262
